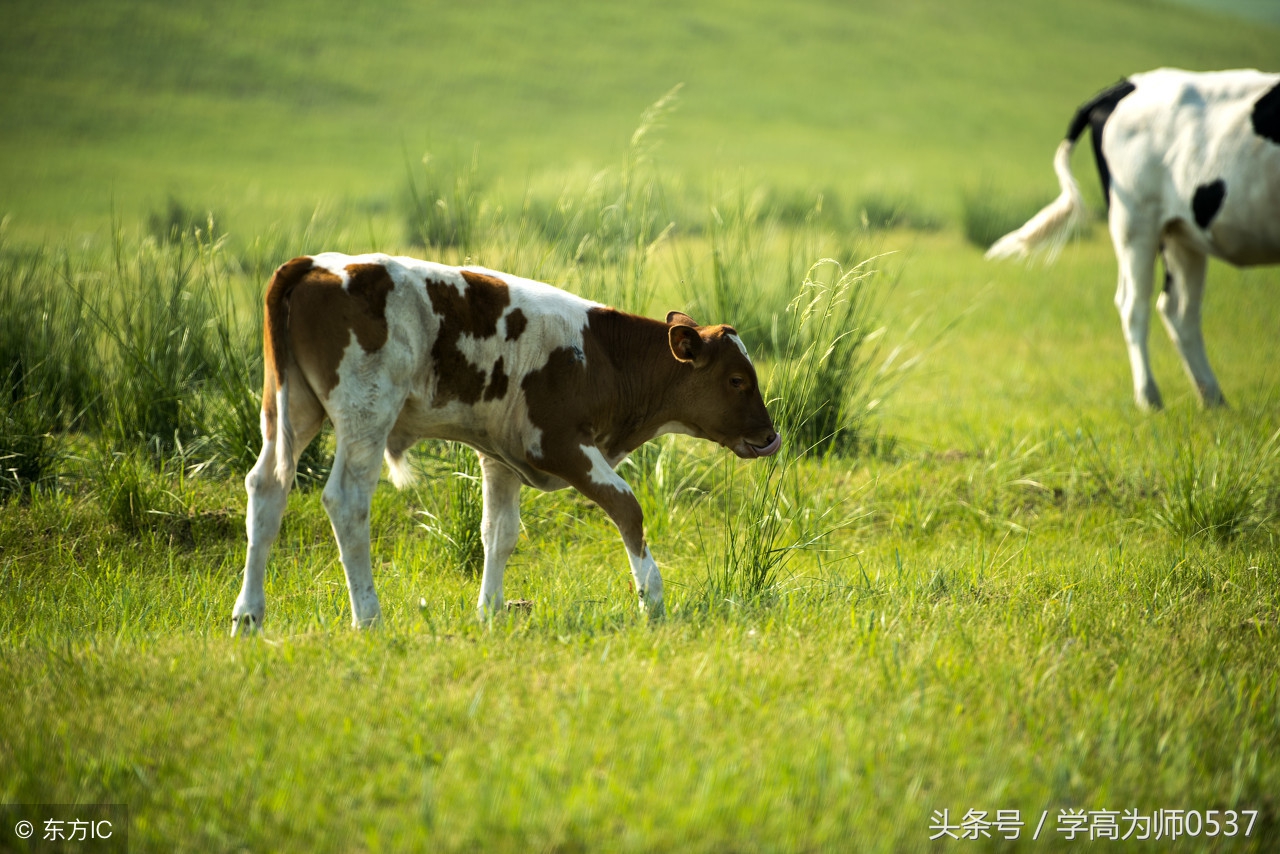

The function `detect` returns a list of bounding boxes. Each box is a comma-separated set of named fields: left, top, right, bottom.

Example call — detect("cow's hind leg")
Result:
left=476, top=454, right=522, bottom=619
left=323, top=424, right=394, bottom=628
left=1158, top=239, right=1225, bottom=407
left=1111, top=210, right=1163, bottom=410
left=233, top=389, right=324, bottom=635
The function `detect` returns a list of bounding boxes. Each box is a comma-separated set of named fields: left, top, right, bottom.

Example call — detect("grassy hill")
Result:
left=2, top=0, right=1276, bottom=239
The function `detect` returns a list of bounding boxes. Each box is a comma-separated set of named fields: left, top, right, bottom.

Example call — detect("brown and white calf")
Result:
left=232, top=253, right=780, bottom=633
left=987, top=68, right=1280, bottom=410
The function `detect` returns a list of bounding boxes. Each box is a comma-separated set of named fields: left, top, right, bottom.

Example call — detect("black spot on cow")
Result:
left=1191, top=180, right=1226, bottom=230
left=1252, top=80, right=1280, bottom=145
left=1065, top=78, right=1136, bottom=208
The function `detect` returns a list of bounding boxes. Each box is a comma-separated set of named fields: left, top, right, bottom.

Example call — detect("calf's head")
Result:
left=667, top=312, right=780, bottom=459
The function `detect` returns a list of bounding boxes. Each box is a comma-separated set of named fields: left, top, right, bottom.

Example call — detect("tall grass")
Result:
left=0, top=235, right=99, bottom=494
left=147, top=195, right=222, bottom=245
left=691, top=254, right=891, bottom=607
left=402, top=148, right=485, bottom=255
left=94, top=226, right=224, bottom=456
left=416, top=442, right=485, bottom=576
left=187, top=237, right=266, bottom=478
left=0, top=381, right=62, bottom=499
left=695, top=449, right=844, bottom=607
left=621, top=435, right=718, bottom=544
left=0, top=238, right=102, bottom=433
left=767, top=258, right=890, bottom=457
left=690, top=185, right=785, bottom=348
left=0, top=219, right=317, bottom=498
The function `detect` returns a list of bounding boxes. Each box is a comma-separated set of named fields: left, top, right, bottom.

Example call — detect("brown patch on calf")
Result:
left=288, top=262, right=395, bottom=396
left=505, top=308, right=527, bottom=341
left=261, top=257, right=320, bottom=439
left=520, top=312, right=658, bottom=555
left=345, top=264, right=396, bottom=326
left=521, top=342, right=594, bottom=468
left=426, top=272, right=512, bottom=407
left=484, top=357, right=510, bottom=401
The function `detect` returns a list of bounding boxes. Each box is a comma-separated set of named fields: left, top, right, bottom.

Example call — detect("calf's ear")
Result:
left=669, top=324, right=704, bottom=363
left=666, top=311, right=698, bottom=327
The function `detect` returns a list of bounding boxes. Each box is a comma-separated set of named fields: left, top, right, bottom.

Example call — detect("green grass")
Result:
left=3, top=1, right=1280, bottom=851
left=4, top=206, right=1279, bottom=854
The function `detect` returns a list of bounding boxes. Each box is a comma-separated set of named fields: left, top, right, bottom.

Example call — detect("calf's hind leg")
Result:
left=233, top=388, right=323, bottom=635
left=322, top=426, right=395, bottom=628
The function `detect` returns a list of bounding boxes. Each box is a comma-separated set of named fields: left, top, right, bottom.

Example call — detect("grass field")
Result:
left=3, top=1, right=1280, bottom=851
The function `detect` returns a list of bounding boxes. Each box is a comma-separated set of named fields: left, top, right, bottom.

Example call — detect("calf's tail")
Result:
left=261, top=257, right=313, bottom=485
left=985, top=78, right=1135, bottom=261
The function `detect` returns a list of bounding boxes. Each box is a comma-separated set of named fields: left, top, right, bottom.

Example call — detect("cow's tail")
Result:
left=985, top=139, right=1085, bottom=261
left=261, top=257, right=313, bottom=485
left=985, top=79, right=1134, bottom=261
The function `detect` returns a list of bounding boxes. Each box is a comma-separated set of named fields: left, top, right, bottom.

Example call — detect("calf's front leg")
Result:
left=571, top=445, right=665, bottom=618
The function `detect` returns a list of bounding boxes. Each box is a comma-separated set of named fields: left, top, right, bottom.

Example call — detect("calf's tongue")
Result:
left=750, top=432, right=782, bottom=457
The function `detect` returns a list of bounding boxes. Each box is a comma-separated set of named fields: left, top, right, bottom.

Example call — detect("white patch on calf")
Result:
left=456, top=331, right=507, bottom=378
left=310, top=251, right=366, bottom=283
left=582, top=444, right=631, bottom=493
left=727, top=333, right=752, bottom=364
left=273, top=383, right=293, bottom=484
left=524, top=426, right=544, bottom=459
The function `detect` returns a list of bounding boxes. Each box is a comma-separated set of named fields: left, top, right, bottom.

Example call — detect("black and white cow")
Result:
left=987, top=68, right=1280, bottom=410
left=232, top=254, right=780, bottom=634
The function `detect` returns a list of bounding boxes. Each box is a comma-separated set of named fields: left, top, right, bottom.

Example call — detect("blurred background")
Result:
left=2, top=0, right=1276, bottom=243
